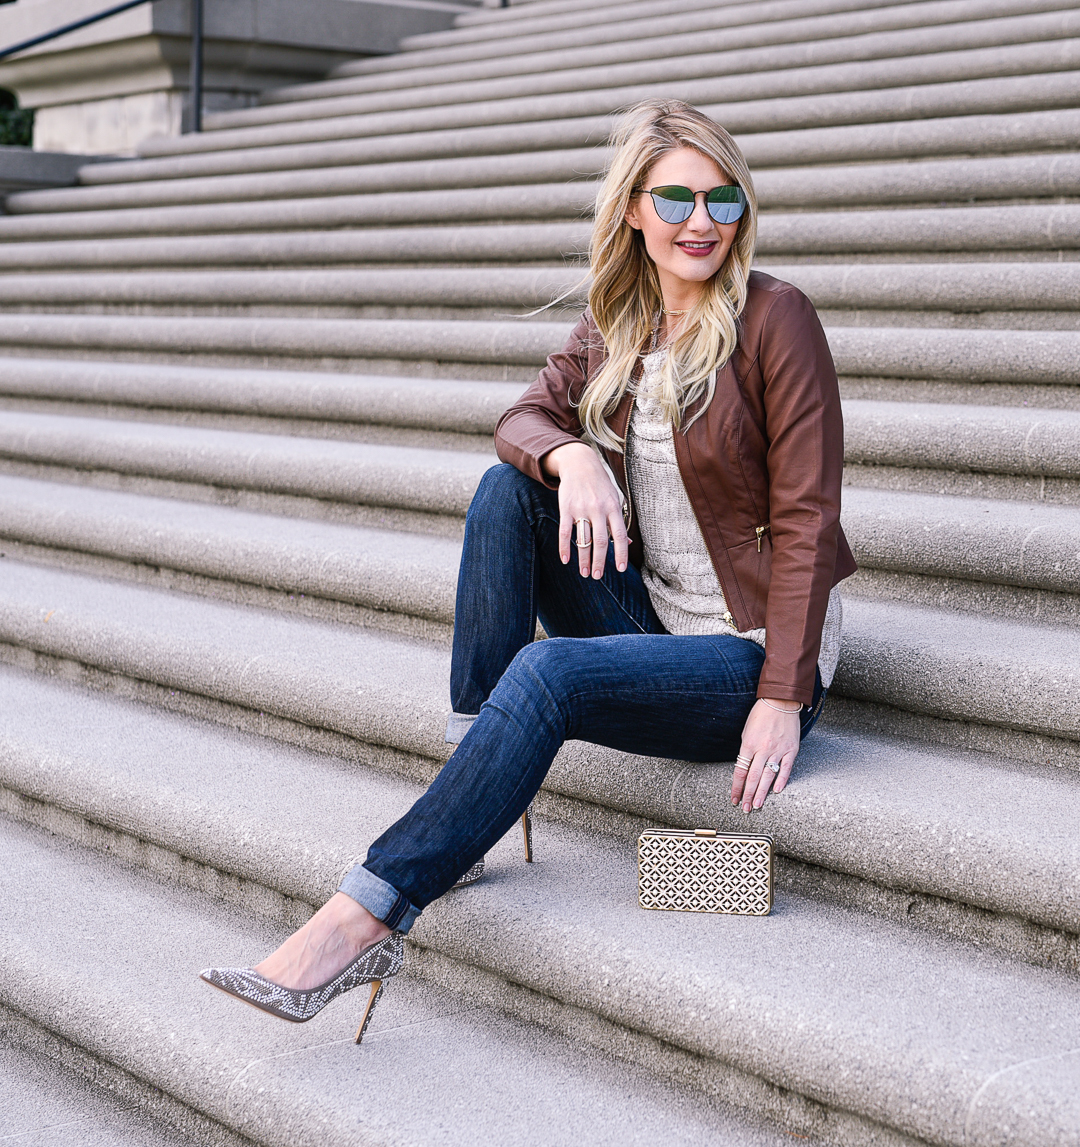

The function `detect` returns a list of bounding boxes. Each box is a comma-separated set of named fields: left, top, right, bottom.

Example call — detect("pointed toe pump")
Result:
left=200, top=931, right=404, bottom=1046
left=452, top=804, right=534, bottom=888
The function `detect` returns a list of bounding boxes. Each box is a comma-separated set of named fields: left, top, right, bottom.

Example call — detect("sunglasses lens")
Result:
left=649, top=185, right=694, bottom=224
left=706, top=185, right=747, bottom=225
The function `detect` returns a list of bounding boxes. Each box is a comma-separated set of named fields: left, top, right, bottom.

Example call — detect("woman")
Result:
left=201, top=99, right=856, bottom=1043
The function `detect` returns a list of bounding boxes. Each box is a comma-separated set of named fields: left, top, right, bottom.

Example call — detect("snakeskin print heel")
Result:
left=521, top=805, right=533, bottom=863
left=200, top=931, right=404, bottom=1046
left=452, top=805, right=535, bottom=888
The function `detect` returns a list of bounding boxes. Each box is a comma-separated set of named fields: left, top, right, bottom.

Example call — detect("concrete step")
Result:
left=0, top=204, right=1076, bottom=275
left=755, top=202, right=1080, bottom=259
left=1, top=580, right=1079, bottom=966
left=0, top=813, right=812, bottom=1147
left=0, top=357, right=522, bottom=434
left=138, top=47, right=1080, bottom=158
left=0, top=224, right=593, bottom=271
left=0, top=185, right=595, bottom=242
left=436, top=0, right=796, bottom=41
left=413, top=0, right=969, bottom=48
left=14, top=140, right=1080, bottom=218
left=77, top=106, right=1080, bottom=188
left=0, top=315, right=1076, bottom=386
left=0, top=316, right=568, bottom=378
left=262, top=0, right=1072, bottom=104
left=1, top=473, right=1077, bottom=641
left=0, top=1038, right=203, bottom=1147
left=390, top=0, right=1061, bottom=63
left=0, top=266, right=585, bottom=318
left=0, top=264, right=1077, bottom=324
left=202, top=9, right=1079, bottom=130
left=0, top=474, right=464, bottom=633
left=8, top=148, right=606, bottom=215
left=0, top=412, right=493, bottom=520
left=848, top=397, right=1080, bottom=505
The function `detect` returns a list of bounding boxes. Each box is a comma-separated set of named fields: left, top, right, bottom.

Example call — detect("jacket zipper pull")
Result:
left=756, top=525, right=769, bottom=553
left=723, top=610, right=736, bottom=628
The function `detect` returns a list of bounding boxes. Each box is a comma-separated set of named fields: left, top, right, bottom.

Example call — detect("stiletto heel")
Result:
left=522, top=804, right=534, bottom=863
left=355, top=980, right=384, bottom=1045
left=200, top=931, right=403, bottom=1043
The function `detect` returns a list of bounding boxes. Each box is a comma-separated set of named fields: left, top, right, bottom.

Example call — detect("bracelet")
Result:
left=760, top=698, right=801, bottom=715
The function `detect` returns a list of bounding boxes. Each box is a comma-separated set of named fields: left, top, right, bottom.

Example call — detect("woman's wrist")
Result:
left=542, top=441, right=593, bottom=480
left=757, top=697, right=801, bottom=715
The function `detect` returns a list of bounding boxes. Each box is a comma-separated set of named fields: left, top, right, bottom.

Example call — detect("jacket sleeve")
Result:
left=755, top=287, right=845, bottom=705
left=494, top=311, right=594, bottom=488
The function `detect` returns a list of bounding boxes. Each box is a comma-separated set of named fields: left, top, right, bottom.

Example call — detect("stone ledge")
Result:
left=0, top=146, right=111, bottom=196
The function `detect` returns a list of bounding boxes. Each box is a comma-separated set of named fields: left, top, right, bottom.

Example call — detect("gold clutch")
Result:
left=638, top=828, right=774, bottom=916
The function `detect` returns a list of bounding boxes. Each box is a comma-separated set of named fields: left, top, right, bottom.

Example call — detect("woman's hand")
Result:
left=731, top=699, right=801, bottom=813
left=543, top=442, right=629, bottom=579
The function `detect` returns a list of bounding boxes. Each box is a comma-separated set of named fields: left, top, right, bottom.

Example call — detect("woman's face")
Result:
left=624, top=146, right=741, bottom=302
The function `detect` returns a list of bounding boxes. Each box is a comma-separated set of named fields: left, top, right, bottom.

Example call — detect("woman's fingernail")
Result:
left=742, top=802, right=751, bottom=813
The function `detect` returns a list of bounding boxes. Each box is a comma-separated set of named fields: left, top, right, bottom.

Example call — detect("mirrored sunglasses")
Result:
left=647, top=184, right=747, bottom=226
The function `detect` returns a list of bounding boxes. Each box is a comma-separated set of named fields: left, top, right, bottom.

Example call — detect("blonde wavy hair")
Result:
left=579, top=99, right=758, bottom=451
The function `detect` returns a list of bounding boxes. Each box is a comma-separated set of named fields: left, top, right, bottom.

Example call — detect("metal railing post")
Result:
left=188, top=0, right=203, bottom=132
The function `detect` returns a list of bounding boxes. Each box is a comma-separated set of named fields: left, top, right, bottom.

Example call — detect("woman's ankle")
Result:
left=254, top=894, right=391, bottom=989
left=325, top=891, right=392, bottom=951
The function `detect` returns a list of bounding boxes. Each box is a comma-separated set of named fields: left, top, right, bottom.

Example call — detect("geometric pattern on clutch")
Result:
left=638, top=831, right=773, bottom=916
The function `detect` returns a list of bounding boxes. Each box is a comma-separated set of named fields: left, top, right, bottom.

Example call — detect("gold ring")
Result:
left=574, top=519, right=592, bottom=547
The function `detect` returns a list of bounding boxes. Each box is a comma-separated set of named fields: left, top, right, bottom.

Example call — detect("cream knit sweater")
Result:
left=625, top=349, right=842, bottom=688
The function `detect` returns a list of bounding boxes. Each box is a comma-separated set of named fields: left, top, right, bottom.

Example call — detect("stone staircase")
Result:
left=1, top=0, right=1079, bottom=1143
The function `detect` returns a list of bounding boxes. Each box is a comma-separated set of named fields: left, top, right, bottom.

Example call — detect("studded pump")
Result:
left=200, top=931, right=404, bottom=1046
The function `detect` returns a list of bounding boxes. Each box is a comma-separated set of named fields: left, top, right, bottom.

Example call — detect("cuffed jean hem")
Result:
left=338, top=862, right=421, bottom=934
left=444, top=711, right=478, bottom=744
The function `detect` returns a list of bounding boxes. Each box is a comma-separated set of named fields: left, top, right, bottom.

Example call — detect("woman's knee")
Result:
left=470, top=463, right=534, bottom=512
left=505, top=639, right=576, bottom=711
left=465, top=464, right=555, bottom=544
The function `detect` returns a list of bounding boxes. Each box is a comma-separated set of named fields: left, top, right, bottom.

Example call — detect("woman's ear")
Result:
left=624, top=197, right=643, bottom=230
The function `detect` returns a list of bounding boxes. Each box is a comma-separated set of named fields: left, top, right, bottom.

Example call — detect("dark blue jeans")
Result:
left=339, top=464, right=824, bottom=931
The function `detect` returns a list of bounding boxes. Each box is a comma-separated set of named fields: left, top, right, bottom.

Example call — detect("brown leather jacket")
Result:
left=494, top=270, right=857, bottom=706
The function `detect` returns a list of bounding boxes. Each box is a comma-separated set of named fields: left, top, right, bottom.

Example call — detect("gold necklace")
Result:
left=661, top=307, right=689, bottom=316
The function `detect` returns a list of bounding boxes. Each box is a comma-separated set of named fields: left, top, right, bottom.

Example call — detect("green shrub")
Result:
left=0, top=90, right=33, bottom=147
